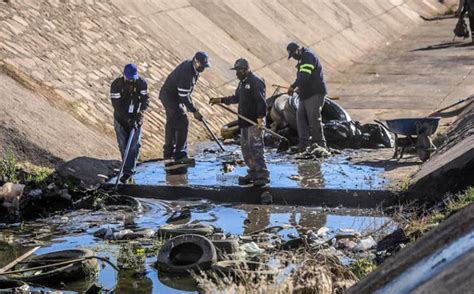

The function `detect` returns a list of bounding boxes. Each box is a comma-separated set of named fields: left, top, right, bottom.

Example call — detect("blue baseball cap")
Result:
left=124, top=63, right=139, bottom=80
left=194, top=51, right=211, bottom=68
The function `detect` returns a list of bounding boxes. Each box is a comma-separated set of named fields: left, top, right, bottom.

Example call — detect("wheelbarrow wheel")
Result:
left=416, top=134, right=433, bottom=162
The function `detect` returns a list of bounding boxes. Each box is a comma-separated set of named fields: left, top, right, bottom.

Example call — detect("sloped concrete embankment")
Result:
left=0, top=0, right=452, bottom=159
left=410, top=102, right=474, bottom=201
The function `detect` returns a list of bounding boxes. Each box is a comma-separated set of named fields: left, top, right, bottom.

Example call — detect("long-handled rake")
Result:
left=216, top=104, right=290, bottom=152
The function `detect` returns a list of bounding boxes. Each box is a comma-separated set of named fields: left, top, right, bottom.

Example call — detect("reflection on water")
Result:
left=0, top=198, right=394, bottom=293
left=110, top=144, right=389, bottom=189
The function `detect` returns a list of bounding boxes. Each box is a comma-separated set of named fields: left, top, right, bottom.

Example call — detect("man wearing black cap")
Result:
left=286, top=42, right=328, bottom=151
left=159, top=51, right=210, bottom=165
left=209, top=58, right=269, bottom=187
left=110, top=63, right=150, bottom=183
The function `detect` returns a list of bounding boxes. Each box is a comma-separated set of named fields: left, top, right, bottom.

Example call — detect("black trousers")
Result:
left=160, top=96, right=189, bottom=160
left=469, top=11, right=474, bottom=35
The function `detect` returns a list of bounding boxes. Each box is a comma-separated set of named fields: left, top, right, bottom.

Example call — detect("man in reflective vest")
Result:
left=287, top=42, right=328, bottom=151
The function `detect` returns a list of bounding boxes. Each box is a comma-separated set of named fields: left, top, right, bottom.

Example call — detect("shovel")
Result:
left=428, top=95, right=474, bottom=117
left=271, top=84, right=340, bottom=100
left=216, top=104, right=290, bottom=152
left=114, top=102, right=142, bottom=192
left=200, top=118, right=226, bottom=152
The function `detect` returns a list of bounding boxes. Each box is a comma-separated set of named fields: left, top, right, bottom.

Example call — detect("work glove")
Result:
left=193, top=110, right=203, bottom=121
left=256, top=117, right=265, bottom=130
left=133, top=111, right=144, bottom=128
left=287, top=85, right=295, bottom=96
left=209, top=97, right=223, bottom=105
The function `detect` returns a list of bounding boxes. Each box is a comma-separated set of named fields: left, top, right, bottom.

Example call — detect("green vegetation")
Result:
left=350, top=258, right=377, bottom=279
left=406, top=186, right=474, bottom=241
left=0, top=148, right=19, bottom=184
left=25, top=165, right=54, bottom=185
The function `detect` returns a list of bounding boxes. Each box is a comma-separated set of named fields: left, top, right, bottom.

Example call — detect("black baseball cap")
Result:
left=286, top=42, right=299, bottom=59
left=230, top=58, right=249, bottom=70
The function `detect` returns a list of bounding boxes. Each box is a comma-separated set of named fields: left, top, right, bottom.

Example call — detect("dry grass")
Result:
left=192, top=247, right=358, bottom=294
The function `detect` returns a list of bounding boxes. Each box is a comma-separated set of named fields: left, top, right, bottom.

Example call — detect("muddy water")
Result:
left=0, top=198, right=394, bottom=293
left=111, top=145, right=389, bottom=189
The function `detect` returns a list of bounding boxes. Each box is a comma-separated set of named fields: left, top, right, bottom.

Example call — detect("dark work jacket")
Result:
left=222, top=72, right=267, bottom=128
left=291, top=47, right=327, bottom=100
left=159, top=60, right=199, bottom=113
left=110, top=76, right=149, bottom=128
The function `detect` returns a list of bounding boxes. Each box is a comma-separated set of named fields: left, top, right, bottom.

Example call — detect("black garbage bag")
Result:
left=358, top=123, right=394, bottom=148
left=324, top=120, right=361, bottom=149
left=324, top=120, right=393, bottom=149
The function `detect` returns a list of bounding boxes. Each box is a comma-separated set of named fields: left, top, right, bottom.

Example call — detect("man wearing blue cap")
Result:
left=110, top=63, right=149, bottom=183
left=286, top=42, right=328, bottom=152
left=159, top=51, right=210, bottom=166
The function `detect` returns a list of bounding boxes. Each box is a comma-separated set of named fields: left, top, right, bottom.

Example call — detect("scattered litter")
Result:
left=353, top=236, right=377, bottom=252
left=0, top=183, right=25, bottom=199
left=240, top=242, right=264, bottom=255
left=317, top=226, right=331, bottom=237
left=28, top=189, right=43, bottom=198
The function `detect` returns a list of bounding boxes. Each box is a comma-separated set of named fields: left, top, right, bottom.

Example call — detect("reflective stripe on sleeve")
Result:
left=177, top=87, right=192, bottom=93
left=110, top=93, right=121, bottom=99
left=140, top=90, right=148, bottom=95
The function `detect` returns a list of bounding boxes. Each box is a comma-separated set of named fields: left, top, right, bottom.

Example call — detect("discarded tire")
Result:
left=0, top=279, right=29, bottom=293
left=18, top=249, right=98, bottom=284
left=212, top=239, right=240, bottom=256
left=157, top=223, right=215, bottom=238
left=104, top=194, right=143, bottom=212
left=283, top=95, right=299, bottom=130
left=157, top=234, right=217, bottom=274
left=322, top=98, right=351, bottom=122
left=270, top=95, right=289, bottom=129
left=283, top=95, right=352, bottom=131
left=220, top=120, right=240, bottom=140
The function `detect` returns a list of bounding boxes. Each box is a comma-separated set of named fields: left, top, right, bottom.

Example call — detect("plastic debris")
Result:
left=352, top=236, right=377, bottom=252
left=240, top=242, right=265, bottom=255
left=0, top=183, right=25, bottom=199
left=317, top=226, right=330, bottom=237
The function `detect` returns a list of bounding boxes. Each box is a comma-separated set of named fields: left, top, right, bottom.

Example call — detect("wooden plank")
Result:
left=0, top=246, right=40, bottom=274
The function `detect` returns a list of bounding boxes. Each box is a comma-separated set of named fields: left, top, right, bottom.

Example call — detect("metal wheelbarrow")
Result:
left=375, top=117, right=440, bottom=162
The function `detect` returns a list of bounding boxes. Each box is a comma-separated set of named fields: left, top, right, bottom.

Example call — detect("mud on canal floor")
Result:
left=0, top=198, right=395, bottom=293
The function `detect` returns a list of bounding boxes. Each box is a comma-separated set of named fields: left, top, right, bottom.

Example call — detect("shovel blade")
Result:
left=276, top=139, right=290, bottom=153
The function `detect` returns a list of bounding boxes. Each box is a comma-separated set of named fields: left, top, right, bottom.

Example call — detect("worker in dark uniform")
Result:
left=462, top=0, right=474, bottom=43
left=286, top=42, right=328, bottom=152
left=110, top=63, right=150, bottom=183
left=209, top=58, right=269, bottom=187
left=159, top=51, right=210, bottom=165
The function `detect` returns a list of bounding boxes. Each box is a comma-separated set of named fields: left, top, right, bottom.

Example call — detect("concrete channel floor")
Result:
left=332, top=15, right=474, bottom=126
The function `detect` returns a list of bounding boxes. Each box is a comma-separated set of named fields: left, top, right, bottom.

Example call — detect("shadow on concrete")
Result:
left=354, top=159, right=420, bottom=171
left=56, top=156, right=120, bottom=187
left=411, top=41, right=473, bottom=52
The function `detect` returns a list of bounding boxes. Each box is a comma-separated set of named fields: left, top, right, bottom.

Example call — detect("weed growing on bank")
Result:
left=0, top=148, right=19, bottom=184
left=402, top=187, right=474, bottom=241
